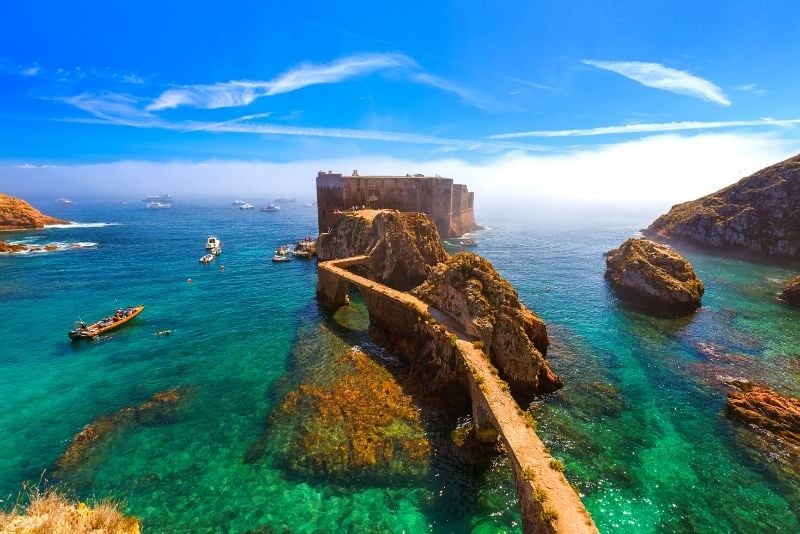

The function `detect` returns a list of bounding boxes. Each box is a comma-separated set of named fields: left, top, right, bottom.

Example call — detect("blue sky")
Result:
left=1, top=0, right=799, bottom=201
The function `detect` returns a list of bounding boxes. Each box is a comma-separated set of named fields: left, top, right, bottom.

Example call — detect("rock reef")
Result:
left=645, top=153, right=800, bottom=260
left=779, top=275, right=800, bottom=307
left=0, top=193, right=67, bottom=230
left=55, top=387, right=189, bottom=475
left=412, top=252, right=562, bottom=399
left=264, top=348, right=430, bottom=481
left=725, top=379, right=800, bottom=448
left=317, top=209, right=448, bottom=290
left=605, top=237, right=704, bottom=316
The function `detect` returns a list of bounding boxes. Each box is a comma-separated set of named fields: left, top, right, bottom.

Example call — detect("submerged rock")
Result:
left=645, top=153, right=800, bottom=260
left=316, top=209, right=448, bottom=290
left=55, top=387, right=189, bottom=475
left=266, top=348, right=430, bottom=481
left=605, top=238, right=704, bottom=316
left=0, top=241, right=28, bottom=253
left=0, top=193, right=67, bottom=230
left=779, top=275, right=800, bottom=307
left=725, top=379, right=800, bottom=448
left=412, top=252, right=562, bottom=400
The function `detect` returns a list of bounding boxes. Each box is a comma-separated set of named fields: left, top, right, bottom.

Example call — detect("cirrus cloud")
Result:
left=582, top=59, right=731, bottom=106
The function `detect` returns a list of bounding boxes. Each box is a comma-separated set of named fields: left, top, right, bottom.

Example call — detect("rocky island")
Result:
left=645, top=153, right=800, bottom=260
left=0, top=193, right=67, bottom=231
left=605, top=237, right=704, bottom=316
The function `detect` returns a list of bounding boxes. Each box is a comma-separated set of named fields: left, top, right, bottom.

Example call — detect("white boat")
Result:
left=272, top=254, right=291, bottom=262
left=231, top=200, right=246, bottom=206
left=261, top=204, right=280, bottom=212
left=143, top=194, right=171, bottom=203
left=57, top=198, right=74, bottom=205
left=147, top=201, right=172, bottom=210
left=239, top=203, right=255, bottom=210
left=199, top=254, right=215, bottom=264
left=205, top=236, right=222, bottom=250
left=211, top=247, right=221, bottom=256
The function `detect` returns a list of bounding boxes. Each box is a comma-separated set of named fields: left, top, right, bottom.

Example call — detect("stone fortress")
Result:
left=315, top=170, right=479, bottom=238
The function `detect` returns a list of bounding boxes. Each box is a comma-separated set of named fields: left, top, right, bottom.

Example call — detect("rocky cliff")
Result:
left=645, top=153, right=800, bottom=260
left=412, top=253, right=561, bottom=400
left=317, top=209, right=448, bottom=290
left=779, top=275, right=800, bottom=306
left=605, top=238, right=704, bottom=316
left=0, top=193, right=67, bottom=230
left=725, top=379, right=800, bottom=448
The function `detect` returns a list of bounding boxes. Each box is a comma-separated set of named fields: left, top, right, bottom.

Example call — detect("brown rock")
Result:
left=412, top=252, right=562, bottom=400
left=779, top=275, right=800, bottom=306
left=0, top=241, right=28, bottom=253
left=605, top=237, right=704, bottom=316
left=317, top=209, right=448, bottom=290
left=55, top=387, right=188, bottom=475
left=0, top=193, right=68, bottom=230
left=644, top=153, right=800, bottom=259
left=725, top=380, right=800, bottom=448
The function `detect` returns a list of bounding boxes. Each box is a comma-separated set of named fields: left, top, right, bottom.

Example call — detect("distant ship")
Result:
left=57, top=198, right=74, bottom=205
left=239, top=203, right=255, bottom=210
left=143, top=194, right=172, bottom=203
left=274, top=197, right=296, bottom=203
left=261, top=204, right=280, bottom=212
left=147, top=201, right=172, bottom=210
left=231, top=200, right=246, bottom=206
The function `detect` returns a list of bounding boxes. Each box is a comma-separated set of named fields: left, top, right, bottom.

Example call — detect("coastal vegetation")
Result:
left=0, top=488, right=139, bottom=533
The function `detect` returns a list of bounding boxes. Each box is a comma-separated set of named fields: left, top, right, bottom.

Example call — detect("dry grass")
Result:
left=0, top=488, right=140, bottom=534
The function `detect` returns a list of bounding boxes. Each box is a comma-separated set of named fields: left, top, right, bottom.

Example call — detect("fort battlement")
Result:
left=315, top=170, right=478, bottom=238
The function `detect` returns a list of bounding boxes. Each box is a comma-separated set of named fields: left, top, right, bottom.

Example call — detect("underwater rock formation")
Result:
left=725, top=379, right=800, bottom=448
left=316, top=210, right=448, bottom=290
left=605, top=237, right=704, bottom=316
left=779, top=275, right=800, bottom=307
left=55, top=387, right=189, bottom=475
left=0, top=193, right=67, bottom=230
left=412, top=252, right=562, bottom=400
left=266, top=348, right=430, bottom=481
left=645, top=153, right=800, bottom=260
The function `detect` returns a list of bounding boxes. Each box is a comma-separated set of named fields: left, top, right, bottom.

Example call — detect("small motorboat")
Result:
left=68, top=305, right=144, bottom=340
left=147, top=201, right=172, bottom=210
left=261, top=204, right=280, bottom=212
left=231, top=200, right=246, bottom=206
left=272, top=254, right=291, bottom=262
left=239, top=203, right=255, bottom=210
left=154, top=329, right=172, bottom=336
left=205, top=235, right=222, bottom=250
left=199, top=254, right=215, bottom=264
left=210, top=246, right=221, bottom=256
left=57, top=198, right=74, bottom=205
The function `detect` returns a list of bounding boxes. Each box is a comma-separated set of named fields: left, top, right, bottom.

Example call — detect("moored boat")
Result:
left=261, top=204, right=280, bottom=212
left=147, top=201, right=172, bottom=210
left=239, top=203, right=255, bottom=210
left=272, top=254, right=291, bottom=262
left=199, top=253, right=215, bottom=264
left=205, top=235, right=222, bottom=250
left=68, top=305, right=144, bottom=340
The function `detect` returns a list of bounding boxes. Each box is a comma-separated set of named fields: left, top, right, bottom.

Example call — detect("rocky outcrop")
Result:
left=645, top=153, right=800, bottom=259
left=0, top=240, right=94, bottom=254
left=725, top=379, right=800, bottom=448
left=255, top=348, right=430, bottom=481
left=412, top=252, right=562, bottom=401
left=605, top=238, right=704, bottom=316
left=779, top=275, right=800, bottom=306
left=0, top=193, right=67, bottom=230
left=55, top=387, right=189, bottom=475
left=317, top=210, right=448, bottom=290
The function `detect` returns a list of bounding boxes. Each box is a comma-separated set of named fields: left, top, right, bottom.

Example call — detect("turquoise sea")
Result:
left=0, top=199, right=798, bottom=533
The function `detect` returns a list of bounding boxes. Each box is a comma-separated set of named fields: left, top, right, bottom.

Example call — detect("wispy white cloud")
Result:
left=582, top=59, right=731, bottom=106
left=490, top=117, right=800, bottom=139
left=147, top=52, right=502, bottom=112
left=505, top=76, right=559, bottom=93
left=13, top=163, right=57, bottom=169
left=147, top=53, right=417, bottom=111
left=20, top=64, right=40, bottom=76
left=734, top=83, right=767, bottom=95
left=60, top=93, right=545, bottom=153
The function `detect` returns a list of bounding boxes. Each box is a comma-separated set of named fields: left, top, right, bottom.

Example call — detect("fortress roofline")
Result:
left=317, top=170, right=451, bottom=180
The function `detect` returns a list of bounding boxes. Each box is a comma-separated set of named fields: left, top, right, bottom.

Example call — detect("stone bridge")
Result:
left=317, top=256, right=597, bottom=534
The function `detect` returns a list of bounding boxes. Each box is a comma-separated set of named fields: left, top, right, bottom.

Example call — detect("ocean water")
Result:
left=0, top=199, right=798, bottom=533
